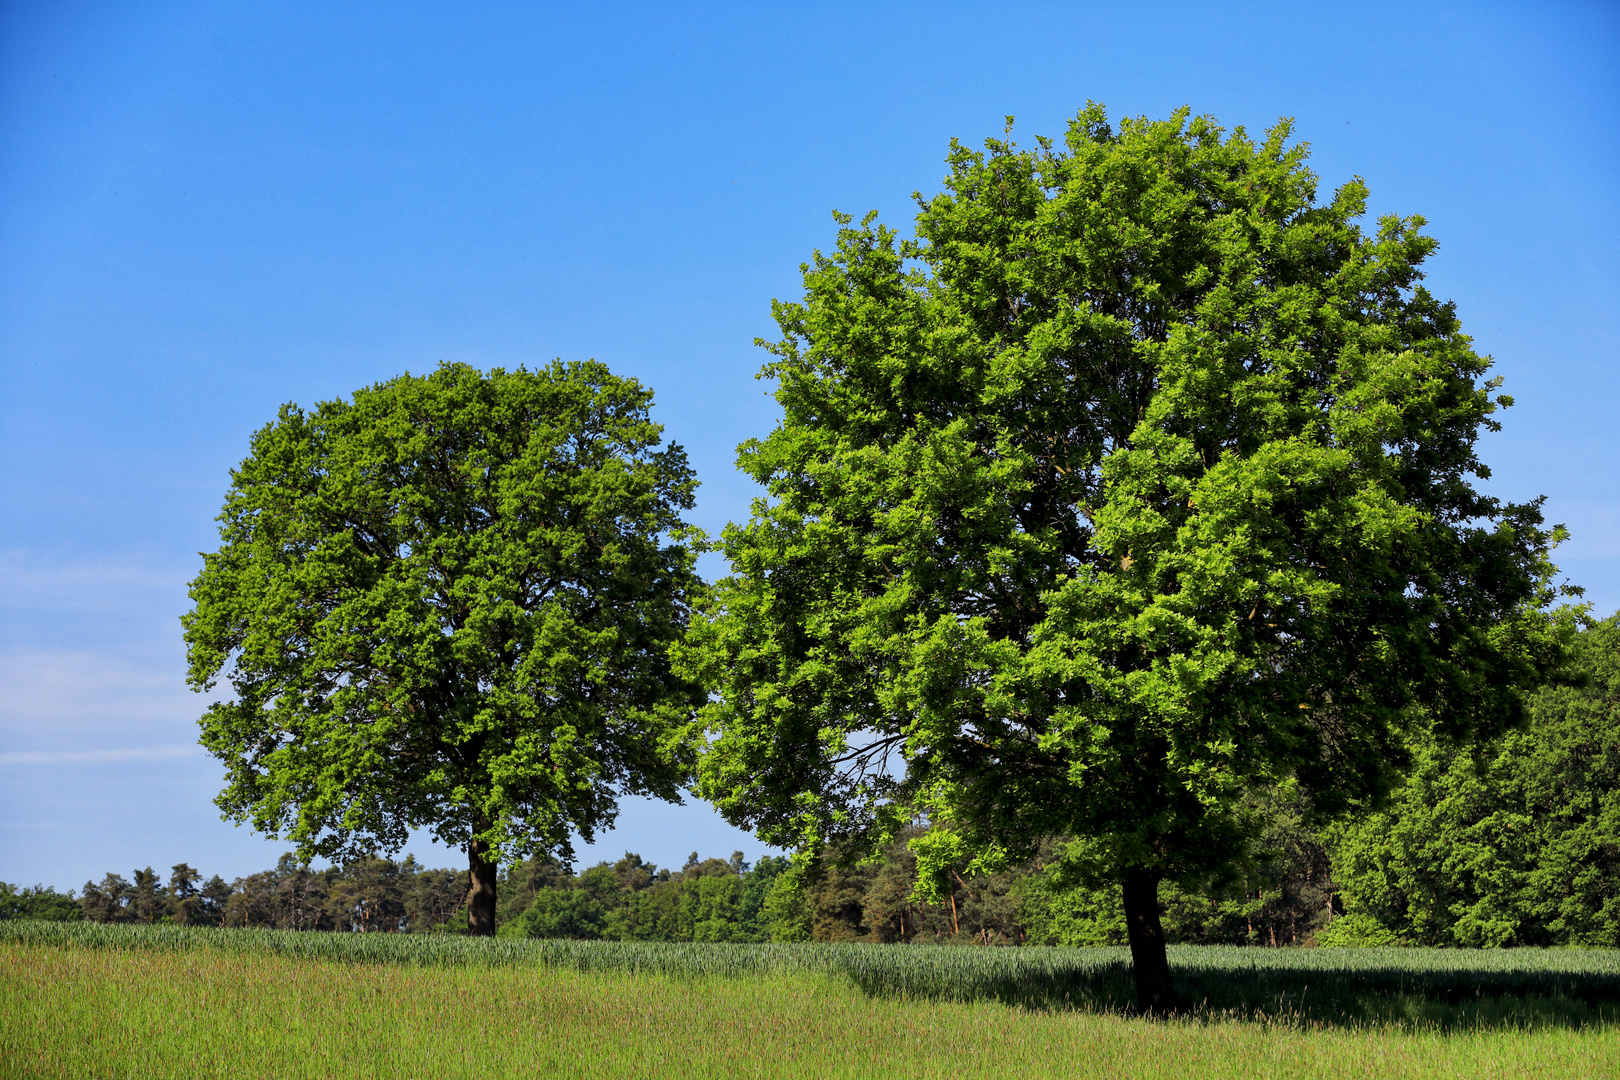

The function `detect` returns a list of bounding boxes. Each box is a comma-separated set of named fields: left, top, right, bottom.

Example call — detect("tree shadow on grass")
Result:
left=842, top=955, right=1620, bottom=1032
left=1171, top=961, right=1620, bottom=1032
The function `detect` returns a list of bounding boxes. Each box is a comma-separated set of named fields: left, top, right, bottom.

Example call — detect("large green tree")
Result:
left=184, top=361, right=706, bottom=934
left=684, top=106, right=1572, bottom=1009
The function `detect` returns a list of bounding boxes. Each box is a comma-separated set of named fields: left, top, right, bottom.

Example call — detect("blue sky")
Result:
left=2, top=0, right=1615, bottom=892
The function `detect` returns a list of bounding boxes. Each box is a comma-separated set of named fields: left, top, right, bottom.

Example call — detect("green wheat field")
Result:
left=4, top=923, right=1618, bottom=1079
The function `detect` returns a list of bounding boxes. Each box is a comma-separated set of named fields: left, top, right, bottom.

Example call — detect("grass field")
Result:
left=3, top=924, right=1618, bottom=1079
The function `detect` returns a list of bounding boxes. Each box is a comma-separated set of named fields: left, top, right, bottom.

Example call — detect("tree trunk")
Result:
left=467, top=836, right=497, bottom=936
left=1121, top=866, right=1183, bottom=1014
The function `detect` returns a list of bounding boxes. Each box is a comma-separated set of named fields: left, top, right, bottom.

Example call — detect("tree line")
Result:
left=0, top=857, right=463, bottom=933
left=7, top=614, right=1613, bottom=953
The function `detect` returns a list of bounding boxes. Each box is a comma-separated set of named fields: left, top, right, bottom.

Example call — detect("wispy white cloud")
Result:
left=0, top=745, right=200, bottom=767
left=1, top=548, right=184, bottom=592
left=0, top=548, right=196, bottom=662
left=0, top=650, right=205, bottom=738
left=0, top=549, right=190, bottom=622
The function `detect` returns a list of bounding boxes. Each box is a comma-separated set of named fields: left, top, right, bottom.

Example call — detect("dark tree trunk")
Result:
left=1121, top=866, right=1183, bottom=1014
left=467, top=836, right=498, bottom=936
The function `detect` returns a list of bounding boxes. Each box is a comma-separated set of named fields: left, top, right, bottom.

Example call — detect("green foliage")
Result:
left=1020, top=791, right=1336, bottom=947
left=1315, top=914, right=1406, bottom=948
left=686, top=103, right=1571, bottom=918
left=183, top=361, right=707, bottom=874
left=760, top=872, right=812, bottom=943
left=0, top=883, right=81, bottom=922
left=748, top=834, right=1036, bottom=946
left=499, top=850, right=794, bottom=943
left=746, top=818, right=1332, bottom=950
left=738, top=854, right=792, bottom=937
left=500, top=888, right=609, bottom=940
left=1330, top=614, right=1620, bottom=947
left=1017, top=876, right=1125, bottom=947
left=79, top=864, right=231, bottom=926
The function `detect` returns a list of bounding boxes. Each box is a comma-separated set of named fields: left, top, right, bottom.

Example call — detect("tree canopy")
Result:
left=184, top=360, right=706, bottom=934
left=684, top=105, right=1572, bottom=1009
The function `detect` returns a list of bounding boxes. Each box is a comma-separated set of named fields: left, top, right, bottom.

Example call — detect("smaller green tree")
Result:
left=80, top=874, right=131, bottom=923
left=128, top=868, right=165, bottom=924
left=167, top=863, right=204, bottom=925
left=199, top=875, right=233, bottom=926
left=184, top=361, right=707, bottom=934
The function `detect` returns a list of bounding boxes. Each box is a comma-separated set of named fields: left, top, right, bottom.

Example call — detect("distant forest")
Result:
left=0, top=838, right=1331, bottom=947
left=6, top=616, right=1616, bottom=949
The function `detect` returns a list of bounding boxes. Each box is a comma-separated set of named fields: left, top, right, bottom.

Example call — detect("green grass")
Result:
left=5, top=920, right=1618, bottom=1024
left=3, top=924, right=1618, bottom=1078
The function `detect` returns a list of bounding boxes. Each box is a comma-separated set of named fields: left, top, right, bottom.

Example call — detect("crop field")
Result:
left=3, top=924, right=1618, bottom=1079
